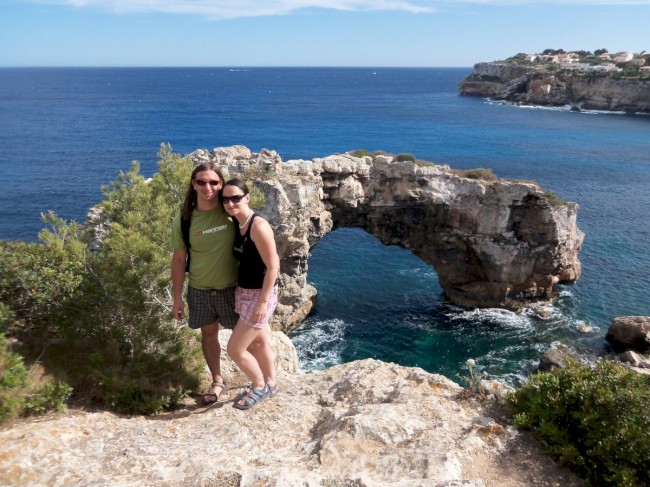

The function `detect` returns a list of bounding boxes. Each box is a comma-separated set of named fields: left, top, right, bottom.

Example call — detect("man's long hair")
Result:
left=181, top=162, right=226, bottom=221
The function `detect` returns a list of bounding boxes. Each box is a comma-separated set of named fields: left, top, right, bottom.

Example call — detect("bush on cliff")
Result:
left=0, top=144, right=204, bottom=415
left=543, top=190, right=568, bottom=207
left=395, top=153, right=417, bottom=163
left=451, top=168, right=497, bottom=182
left=509, top=359, right=650, bottom=487
left=0, top=332, right=72, bottom=422
left=349, top=149, right=373, bottom=158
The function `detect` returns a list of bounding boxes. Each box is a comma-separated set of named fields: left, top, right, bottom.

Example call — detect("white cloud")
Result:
left=23, top=0, right=650, bottom=19
left=35, top=0, right=435, bottom=19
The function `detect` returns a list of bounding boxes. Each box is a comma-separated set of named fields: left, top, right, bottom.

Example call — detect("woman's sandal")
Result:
left=266, top=384, right=278, bottom=397
left=233, top=385, right=269, bottom=410
left=203, top=381, right=225, bottom=405
left=238, top=384, right=253, bottom=399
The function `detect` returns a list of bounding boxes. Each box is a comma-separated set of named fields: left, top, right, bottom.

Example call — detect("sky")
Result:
left=0, top=1, right=649, bottom=67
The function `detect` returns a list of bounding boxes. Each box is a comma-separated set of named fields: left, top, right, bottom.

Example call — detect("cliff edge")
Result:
left=459, top=62, right=650, bottom=113
left=0, top=333, right=585, bottom=487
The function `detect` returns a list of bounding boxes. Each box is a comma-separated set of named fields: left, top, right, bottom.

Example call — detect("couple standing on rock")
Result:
left=170, top=162, right=280, bottom=410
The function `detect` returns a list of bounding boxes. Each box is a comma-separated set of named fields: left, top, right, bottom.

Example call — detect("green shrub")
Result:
left=349, top=149, right=373, bottom=158
left=0, top=302, right=14, bottom=331
left=248, top=184, right=267, bottom=209
left=395, top=153, right=416, bottom=163
left=510, top=359, right=650, bottom=487
left=0, top=333, right=29, bottom=420
left=24, top=381, right=73, bottom=415
left=0, top=144, right=204, bottom=415
left=543, top=190, right=568, bottom=207
left=0, top=231, right=86, bottom=331
left=0, top=333, right=72, bottom=422
left=451, top=168, right=497, bottom=182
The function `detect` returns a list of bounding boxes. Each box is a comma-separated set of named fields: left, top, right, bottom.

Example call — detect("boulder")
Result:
left=606, top=316, right=650, bottom=353
left=538, top=343, right=584, bottom=372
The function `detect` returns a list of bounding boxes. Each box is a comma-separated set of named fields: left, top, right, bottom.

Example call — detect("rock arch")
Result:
left=191, top=146, right=584, bottom=333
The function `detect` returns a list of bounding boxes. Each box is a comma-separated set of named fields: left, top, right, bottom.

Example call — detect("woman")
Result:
left=170, top=162, right=238, bottom=405
left=222, top=178, right=280, bottom=409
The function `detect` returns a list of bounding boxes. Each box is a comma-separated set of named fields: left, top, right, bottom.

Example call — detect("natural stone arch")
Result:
left=191, top=146, right=584, bottom=333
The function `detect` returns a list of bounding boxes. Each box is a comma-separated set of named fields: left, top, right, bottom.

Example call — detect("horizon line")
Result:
left=0, top=65, right=475, bottom=69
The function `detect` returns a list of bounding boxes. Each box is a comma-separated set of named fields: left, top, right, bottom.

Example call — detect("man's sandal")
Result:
left=233, top=385, right=269, bottom=410
left=203, top=381, right=225, bottom=405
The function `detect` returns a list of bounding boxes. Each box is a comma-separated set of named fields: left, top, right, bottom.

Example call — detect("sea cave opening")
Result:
left=288, top=227, right=579, bottom=385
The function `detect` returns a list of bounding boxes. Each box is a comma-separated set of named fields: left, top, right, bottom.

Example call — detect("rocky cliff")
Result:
left=459, top=62, right=650, bottom=113
left=190, top=146, right=583, bottom=332
left=0, top=332, right=585, bottom=487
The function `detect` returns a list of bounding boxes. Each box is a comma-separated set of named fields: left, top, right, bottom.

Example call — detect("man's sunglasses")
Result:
left=195, top=179, right=221, bottom=187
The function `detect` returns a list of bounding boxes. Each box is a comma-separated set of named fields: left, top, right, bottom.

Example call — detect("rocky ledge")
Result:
left=0, top=332, right=584, bottom=487
left=459, top=62, right=650, bottom=113
left=172, top=146, right=584, bottom=332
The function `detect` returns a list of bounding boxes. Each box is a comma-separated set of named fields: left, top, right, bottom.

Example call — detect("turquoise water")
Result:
left=291, top=228, right=603, bottom=384
left=1, top=67, right=649, bottom=383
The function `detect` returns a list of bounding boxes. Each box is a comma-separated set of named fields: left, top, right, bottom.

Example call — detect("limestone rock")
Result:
left=215, top=329, right=299, bottom=388
left=0, top=359, right=534, bottom=487
left=479, top=379, right=516, bottom=404
left=187, top=146, right=583, bottom=331
left=576, top=322, right=593, bottom=333
left=538, top=343, right=583, bottom=372
left=606, top=316, right=650, bottom=353
left=460, top=62, right=650, bottom=113
left=619, top=350, right=650, bottom=369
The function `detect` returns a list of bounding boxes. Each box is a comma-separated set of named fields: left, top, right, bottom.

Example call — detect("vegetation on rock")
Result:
left=502, top=48, right=650, bottom=80
left=0, top=145, right=207, bottom=415
left=510, top=359, right=650, bottom=487
left=451, top=167, right=497, bottom=182
left=349, top=149, right=374, bottom=158
left=0, top=332, right=72, bottom=421
left=395, top=153, right=417, bottom=163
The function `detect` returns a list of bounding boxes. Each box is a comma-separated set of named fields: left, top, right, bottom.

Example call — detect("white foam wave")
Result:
left=484, top=98, right=649, bottom=116
left=396, top=266, right=437, bottom=278
left=291, top=318, right=347, bottom=371
left=447, top=306, right=533, bottom=330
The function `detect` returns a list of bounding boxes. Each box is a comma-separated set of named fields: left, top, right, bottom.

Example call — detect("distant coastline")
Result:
left=459, top=49, right=650, bottom=113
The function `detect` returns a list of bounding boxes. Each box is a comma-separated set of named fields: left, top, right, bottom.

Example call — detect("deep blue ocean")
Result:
left=1, top=67, right=649, bottom=384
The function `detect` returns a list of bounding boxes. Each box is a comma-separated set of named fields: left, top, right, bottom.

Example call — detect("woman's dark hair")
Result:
left=222, top=178, right=250, bottom=198
left=181, top=162, right=226, bottom=221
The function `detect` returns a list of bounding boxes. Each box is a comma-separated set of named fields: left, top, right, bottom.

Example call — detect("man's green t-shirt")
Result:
left=170, top=207, right=238, bottom=290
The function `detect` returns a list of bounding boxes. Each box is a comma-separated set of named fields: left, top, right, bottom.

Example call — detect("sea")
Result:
left=1, top=67, right=649, bottom=384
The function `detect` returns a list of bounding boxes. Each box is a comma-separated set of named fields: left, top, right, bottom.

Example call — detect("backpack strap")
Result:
left=180, top=214, right=191, bottom=272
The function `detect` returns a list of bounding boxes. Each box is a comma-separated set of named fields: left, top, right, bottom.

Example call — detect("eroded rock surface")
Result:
left=0, top=340, right=584, bottom=487
left=192, top=146, right=583, bottom=331
left=459, top=62, right=650, bottom=113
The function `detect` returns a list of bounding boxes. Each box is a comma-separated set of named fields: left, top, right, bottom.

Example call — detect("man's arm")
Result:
left=171, top=248, right=187, bottom=320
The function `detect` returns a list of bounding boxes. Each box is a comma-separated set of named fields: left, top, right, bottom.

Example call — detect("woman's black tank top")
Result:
left=233, top=214, right=266, bottom=289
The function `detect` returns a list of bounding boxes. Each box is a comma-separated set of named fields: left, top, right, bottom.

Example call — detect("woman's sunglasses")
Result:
left=222, top=194, right=247, bottom=204
left=194, top=179, right=221, bottom=187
